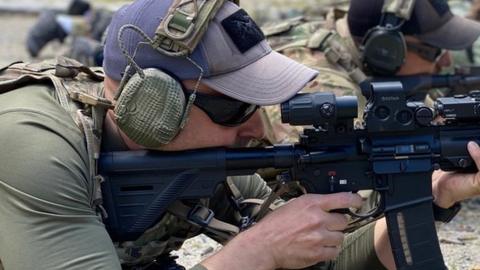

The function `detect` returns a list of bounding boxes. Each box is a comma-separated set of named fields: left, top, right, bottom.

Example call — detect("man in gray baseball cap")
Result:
left=103, top=1, right=475, bottom=269
left=100, top=1, right=385, bottom=270
left=2, top=0, right=358, bottom=269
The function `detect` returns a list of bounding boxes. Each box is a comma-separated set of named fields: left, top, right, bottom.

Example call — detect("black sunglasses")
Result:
left=406, top=41, right=444, bottom=62
left=184, top=90, right=259, bottom=127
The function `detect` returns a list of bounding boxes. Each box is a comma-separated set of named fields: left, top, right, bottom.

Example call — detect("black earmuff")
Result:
left=361, top=24, right=406, bottom=76
left=360, top=0, right=417, bottom=76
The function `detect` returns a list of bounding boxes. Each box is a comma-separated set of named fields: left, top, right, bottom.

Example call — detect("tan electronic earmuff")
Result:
left=113, top=24, right=199, bottom=148
left=361, top=0, right=415, bottom=76
left=114, top=67, right=190, bottom=148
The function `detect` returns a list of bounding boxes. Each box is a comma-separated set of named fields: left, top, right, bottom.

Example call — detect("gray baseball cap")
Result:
left=348, top=0, right=480, bottom=50
left=104, top=0, right=318, bottom=106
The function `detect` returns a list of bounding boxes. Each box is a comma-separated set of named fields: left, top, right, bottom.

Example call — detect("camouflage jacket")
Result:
left=259, top=12, right=364, bottom=144
left=449, top=0, right=480, bottom=66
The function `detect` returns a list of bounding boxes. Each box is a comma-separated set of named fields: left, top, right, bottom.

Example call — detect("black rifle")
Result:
left=99, top=81, right=480, bottom=270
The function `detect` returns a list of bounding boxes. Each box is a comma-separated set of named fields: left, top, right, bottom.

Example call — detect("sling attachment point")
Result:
left=168, top=201, right=240, bottom=240
left=188, top=205, right=215, bottom=227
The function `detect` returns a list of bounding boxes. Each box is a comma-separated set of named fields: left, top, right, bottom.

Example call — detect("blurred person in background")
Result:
left=26, top=0, right=113, bottom=66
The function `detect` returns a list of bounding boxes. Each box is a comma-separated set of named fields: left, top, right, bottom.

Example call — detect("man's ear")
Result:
left=103, top=76, right=121, bottom=101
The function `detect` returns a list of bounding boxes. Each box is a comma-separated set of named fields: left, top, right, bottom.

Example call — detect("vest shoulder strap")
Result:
left=0, top=57, right=112, bottom=212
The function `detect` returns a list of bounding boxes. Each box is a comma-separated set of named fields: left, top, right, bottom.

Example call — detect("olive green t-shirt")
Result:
left=0, top=84, right=121, bottom=269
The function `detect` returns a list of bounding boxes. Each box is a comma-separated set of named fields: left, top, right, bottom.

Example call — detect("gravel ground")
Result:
left=0, top=3, right=478, bottom=270
left=438, top=199, right=480, bottom=270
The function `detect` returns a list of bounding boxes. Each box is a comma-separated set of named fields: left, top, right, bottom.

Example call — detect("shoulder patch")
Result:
left=221, top=9, right=265, bottom=53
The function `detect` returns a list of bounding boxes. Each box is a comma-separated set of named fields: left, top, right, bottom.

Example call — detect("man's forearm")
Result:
left=198, top=193, right=363, bottom=270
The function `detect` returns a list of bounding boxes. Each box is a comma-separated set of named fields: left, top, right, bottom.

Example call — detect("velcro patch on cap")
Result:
left=429, top=0, right=450, bottom=16
left=222, top=9, right=265, bottom=53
